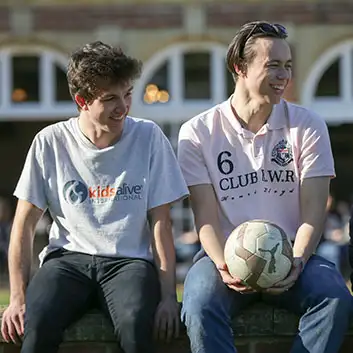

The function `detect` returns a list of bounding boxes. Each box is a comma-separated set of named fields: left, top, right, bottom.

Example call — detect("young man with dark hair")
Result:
left=178, top=21, right=351, bottom=353
left=1, top=41, right=189, bottom=353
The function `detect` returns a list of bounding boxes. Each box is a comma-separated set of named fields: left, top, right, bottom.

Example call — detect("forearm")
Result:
left=198, top=223, right=226, bottom=267
left=152, top=220, right=177, bottom=299
left=293, top=177, right=329, bottom=265
left=293, top=223, right=322, bottom=264
left=189, top=184, right=227, bottom=267
left=8, top=226, right=34, bottom=303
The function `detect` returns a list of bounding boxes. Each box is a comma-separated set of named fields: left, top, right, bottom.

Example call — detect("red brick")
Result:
left=0, top=6, right=9, bottom=31
left=32, top=4, right=182, bottom=31
left=206, top=2, right=353, bottom=27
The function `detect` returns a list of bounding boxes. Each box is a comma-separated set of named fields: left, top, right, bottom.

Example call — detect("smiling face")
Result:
left=240, top=37, right=292, bottom=105
left=75, top=80, right=133, bottom=138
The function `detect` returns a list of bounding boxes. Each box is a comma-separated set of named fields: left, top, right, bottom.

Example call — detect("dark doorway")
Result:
left=328, top=123, right=353, bottom=203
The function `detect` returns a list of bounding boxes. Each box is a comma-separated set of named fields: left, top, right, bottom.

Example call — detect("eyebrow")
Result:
left=268, top=59, right=292, bottom=64
left=102, top=86, right=134, bottom=98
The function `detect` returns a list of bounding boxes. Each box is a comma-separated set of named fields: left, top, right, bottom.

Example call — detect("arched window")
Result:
left=301, top=40, right=353, bottom=124
left=131, top=42, right=233, bottom=123
left=131, top=42, right=233, bottom=235
left=0, top=45, right=76, bottom=120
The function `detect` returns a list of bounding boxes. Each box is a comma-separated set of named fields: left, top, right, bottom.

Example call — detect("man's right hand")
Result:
left=1, top=302, right=25, bottom=344
left=217, top=263, right=256, bottom=293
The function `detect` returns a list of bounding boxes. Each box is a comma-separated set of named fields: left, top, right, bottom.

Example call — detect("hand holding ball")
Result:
left=224, top=220, right=293, bottom=291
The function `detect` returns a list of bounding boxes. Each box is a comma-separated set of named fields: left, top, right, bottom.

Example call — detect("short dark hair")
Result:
left=226, top=21, right=288, bottom=81
left=67, top=41, right=142, bottom=106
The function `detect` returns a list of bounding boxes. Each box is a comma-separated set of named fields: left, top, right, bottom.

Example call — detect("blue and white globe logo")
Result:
left=63, top=180, right=88, bottom=205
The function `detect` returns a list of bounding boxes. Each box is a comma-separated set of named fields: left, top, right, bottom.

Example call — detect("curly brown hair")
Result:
left=226, top=21, right=288, bottom=82
left=67, top=41, right=142, bottom=108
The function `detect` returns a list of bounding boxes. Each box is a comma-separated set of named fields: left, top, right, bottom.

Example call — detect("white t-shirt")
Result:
left=178, top=98, right=335, bottom=240
left=15, top=116, right=189, bottom=264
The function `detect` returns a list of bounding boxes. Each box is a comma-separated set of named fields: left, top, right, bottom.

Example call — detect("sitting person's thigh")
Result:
left=25, top=250, right=96, bottom=330
left=263, top=254, right=351, bottom=315
left=98, top=258, right=160, bottom=321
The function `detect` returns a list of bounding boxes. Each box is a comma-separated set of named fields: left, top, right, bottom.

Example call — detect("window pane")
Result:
left=315, top=58, right=340, bottom=97
left=55, top=65, right=72, bottom=102
left=143, top=61, right=170, bottom=104
left=225, top=65, right=234, bottom=98
left=12, top=56, right=39, bottom=103
left=184, top=52, right=210, bottom=100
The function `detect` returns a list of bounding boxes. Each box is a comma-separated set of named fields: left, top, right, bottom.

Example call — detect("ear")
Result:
left=75, top=95, right=88, bottom=110
left=234, top=63, right=246, bottom=78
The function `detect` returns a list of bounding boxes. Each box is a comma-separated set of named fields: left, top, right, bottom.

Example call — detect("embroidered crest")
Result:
left=271, top=139, right=293, bottom=167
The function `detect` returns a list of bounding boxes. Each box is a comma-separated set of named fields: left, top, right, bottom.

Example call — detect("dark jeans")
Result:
left=21, top=250, right=161, bottom=353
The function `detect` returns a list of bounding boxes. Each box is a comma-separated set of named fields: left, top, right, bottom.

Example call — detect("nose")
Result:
left=277, top=67, right=290, bottom=81
left=115, top=97, right=128, bottom=113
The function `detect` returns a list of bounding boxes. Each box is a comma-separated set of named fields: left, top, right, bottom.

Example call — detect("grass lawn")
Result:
left=0, top=289, right=9, bottom=306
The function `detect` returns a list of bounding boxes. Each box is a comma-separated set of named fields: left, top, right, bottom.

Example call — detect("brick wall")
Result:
left=33, top=4, right=183, bottom=31
left=0, top=7, right=9, bottom=31
left=1, top=2, right=353, bottom=32
left=206, top=2, right=353, bottom=26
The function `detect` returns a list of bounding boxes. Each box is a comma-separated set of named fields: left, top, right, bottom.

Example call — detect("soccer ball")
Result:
left=224, top=220, right=293, bottom=290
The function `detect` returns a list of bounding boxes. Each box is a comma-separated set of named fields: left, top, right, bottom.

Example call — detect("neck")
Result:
left=78, top=113, right=123, bottom=149
left=231, top=85, right=274, bottom=134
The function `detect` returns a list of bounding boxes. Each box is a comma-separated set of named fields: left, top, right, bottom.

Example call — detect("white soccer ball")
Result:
left=224, top=220, right=293, bottom=290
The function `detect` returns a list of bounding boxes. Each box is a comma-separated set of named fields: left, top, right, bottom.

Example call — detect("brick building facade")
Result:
left=0, top=0, right=353, bottom=232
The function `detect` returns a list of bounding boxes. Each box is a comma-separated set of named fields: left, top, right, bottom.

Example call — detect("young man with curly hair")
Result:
left=1, top=41, right=189, bottom=353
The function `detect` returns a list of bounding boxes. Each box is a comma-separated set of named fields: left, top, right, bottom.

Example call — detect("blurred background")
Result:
left=0, top=0, right=352, bottom=301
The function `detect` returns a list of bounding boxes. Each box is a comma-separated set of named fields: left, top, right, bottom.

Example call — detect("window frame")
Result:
left=0, top=44, right=76, bottom=121
left=301, top=40, right=353, bottom=124
left=131, top=42, right=230, bottom=123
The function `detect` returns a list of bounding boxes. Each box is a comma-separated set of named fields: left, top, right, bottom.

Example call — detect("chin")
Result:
left=267, top=95, right=282, bottom=105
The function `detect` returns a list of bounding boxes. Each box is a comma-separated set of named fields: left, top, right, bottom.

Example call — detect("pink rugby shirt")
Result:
left=178, top=98, right=335, bottom=240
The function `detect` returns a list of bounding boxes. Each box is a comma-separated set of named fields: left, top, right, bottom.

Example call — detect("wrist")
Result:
left=161, top=292, right=177, bottom=301
left=10, top=293, right=25, bottom=305
left=294, top=257, right=305, bottom=273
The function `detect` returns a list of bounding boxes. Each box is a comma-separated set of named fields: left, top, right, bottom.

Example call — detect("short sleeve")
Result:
left=147, top=124, right=189, bottom=210
left=177, top=122, right=212, bottom=186
left=299, top=114, right=335, bottom=180
left=14, top=134, right=48, bottom=211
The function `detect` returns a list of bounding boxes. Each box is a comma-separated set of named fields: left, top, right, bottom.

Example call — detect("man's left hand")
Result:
left=154, top=295, right=180, bottom=342
left=265, top=257, right=304, bottom=295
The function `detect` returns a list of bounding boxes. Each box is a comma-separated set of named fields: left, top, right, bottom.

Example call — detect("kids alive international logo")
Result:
left=271, top=139, right=293, bottom=167
left=63, top=181, right=143, bottom=205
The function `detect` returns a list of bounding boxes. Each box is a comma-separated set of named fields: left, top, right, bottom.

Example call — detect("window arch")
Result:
left=0, top=44, right=76, bottom=120
left=131, top=42, right=233, bottom=235
left=301, top=40, right=353, bottom=124
left=131, top=42, right=233, bottom=123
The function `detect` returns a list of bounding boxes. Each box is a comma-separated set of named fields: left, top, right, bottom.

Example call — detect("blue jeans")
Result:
left=22, top=249, right=160, bottom=353
left=316, top=241, right=341, bottom=269
left=181, top=255, right=352, bottom=353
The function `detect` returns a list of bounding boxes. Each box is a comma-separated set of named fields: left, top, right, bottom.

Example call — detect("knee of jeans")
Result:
left=118, top=308, right=154, bottom=332
left=318, top=292, right=353, bottom=319
left=24, top=312, right=64, bottom=344
left=25, top=313, right=54, bottom=334
left=332, top=293, right=352, bottom=312
left=181, top=292, right=223, bottom=327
